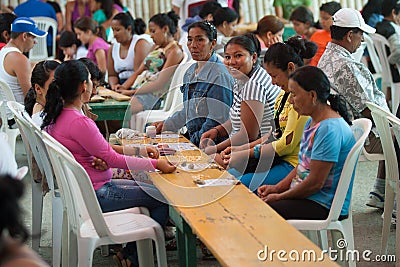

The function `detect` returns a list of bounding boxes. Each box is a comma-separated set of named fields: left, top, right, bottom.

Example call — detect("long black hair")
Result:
left=149, top=11, right=180, bottom=36
left=25, top=60, right=60, bottom=116
left=289, top=66, right=352, bottom=124
left=264, top=36, right=317, bottom=71
left=225, top=32, right=261, bottom=58
left=42, top=60, right=89, bottom=129
left=112, top=12, right=146, bottom=35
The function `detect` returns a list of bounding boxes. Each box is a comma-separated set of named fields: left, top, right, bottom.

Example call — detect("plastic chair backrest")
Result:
left=0, top=101, right=6, bottom=133
left=327, top=118, right=371, bottom=221
left=366, top=102, right=400, bottom=186
left=364, top=33, right=382, bottom=74
left=161, top=52, right=189, bottom=112
left=370, top=33, right=392, bottom=87
left=8, top=101, right=61, bottom=202
left=43, top=134, right=110, bottom=238
left=28, top=17, right=57, bottom=61
left=6, top=102, right=34, bottom=166
left=0, top=78, right=17, bottom=120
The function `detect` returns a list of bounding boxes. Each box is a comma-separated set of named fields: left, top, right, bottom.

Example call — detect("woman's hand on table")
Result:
left=140, top=146, right=160, bottom=159
left=156, top=159, right=176, bottom=173
left=116, top=88, right=135, bottom=96
left=152, top=121, right=164, bottom=134
left=92, top=157, right=109, bottom=170
left=199, top=128, right=218, bottom=148
left=110, top=83, right=120, bottom=91
left=224, top=149, right=249, bottom=170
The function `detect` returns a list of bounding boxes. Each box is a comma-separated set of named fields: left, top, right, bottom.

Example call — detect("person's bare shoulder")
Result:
left=3, top=51, right=29, bottom=76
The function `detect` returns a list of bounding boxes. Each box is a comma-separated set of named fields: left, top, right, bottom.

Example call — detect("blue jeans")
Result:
left=229, top=160, right=294, bottom=193
left=95, top=179, right=169, bottom=266
left=95, top=179, right=169, bottom=227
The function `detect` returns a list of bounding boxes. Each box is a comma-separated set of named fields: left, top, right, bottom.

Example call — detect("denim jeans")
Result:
left=95, top=179, right=169, bottom=266
left=95, top=179, right=169, bottom=227
left=229, top=160, right=294, bottom=193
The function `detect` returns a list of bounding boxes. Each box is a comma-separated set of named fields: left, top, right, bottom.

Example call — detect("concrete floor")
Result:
left=15, top=138, right=397, bottom=266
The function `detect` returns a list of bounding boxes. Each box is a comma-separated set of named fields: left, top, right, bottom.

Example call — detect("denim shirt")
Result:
left=164, top=53, right=234, bottom=146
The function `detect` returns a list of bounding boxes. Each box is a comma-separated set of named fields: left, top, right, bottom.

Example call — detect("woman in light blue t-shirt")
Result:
left=258, top=66, right=356, bottom=220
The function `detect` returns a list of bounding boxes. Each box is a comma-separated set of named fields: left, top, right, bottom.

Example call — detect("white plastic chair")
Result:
left=287, top=118, right=372, bottom=267
left=370, top=33, right=400, bottom=113
left=42, top=133, right=167, bottom=267
left=132, top=53, right=191, bottom=132
left=363, top=33, right=382, bottom=81
left=366, top=102, right=400, bottom=258
left=29, top=17, right=57, bottom=61
left=0, top=79, right=20, bottom=156
left=7, top=101, right=63, bottom=264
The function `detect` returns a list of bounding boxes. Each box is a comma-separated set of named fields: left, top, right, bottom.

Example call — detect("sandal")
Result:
left=113, top=255, right=128, bottom=267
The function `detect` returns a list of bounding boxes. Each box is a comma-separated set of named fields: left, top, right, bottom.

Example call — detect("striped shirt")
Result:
left=229, top=65, right=281, bottom=137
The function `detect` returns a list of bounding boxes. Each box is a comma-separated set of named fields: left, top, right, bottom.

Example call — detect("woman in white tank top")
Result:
left=107, top=13, right=153, bottom=89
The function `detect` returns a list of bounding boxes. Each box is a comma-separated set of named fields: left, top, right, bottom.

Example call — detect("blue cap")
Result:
left=11, top=17, right=47, bottom=37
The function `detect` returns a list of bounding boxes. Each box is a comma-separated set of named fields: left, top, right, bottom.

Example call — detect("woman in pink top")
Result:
left=42, top=60, right=175, bottom=267
left=74, top=17, right=110, bottom=73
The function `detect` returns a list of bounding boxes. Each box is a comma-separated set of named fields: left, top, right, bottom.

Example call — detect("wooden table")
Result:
left=142, top=137, right=338, bottom=267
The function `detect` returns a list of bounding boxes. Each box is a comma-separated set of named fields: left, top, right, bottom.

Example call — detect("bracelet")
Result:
left=253, top=144, right=261, bottom=159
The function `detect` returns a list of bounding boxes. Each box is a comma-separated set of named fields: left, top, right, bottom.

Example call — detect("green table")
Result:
left=88, top=99, right=131, bottom=127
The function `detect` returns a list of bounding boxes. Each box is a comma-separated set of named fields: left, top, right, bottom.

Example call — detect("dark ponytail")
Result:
left=327, top=94, right=352, bottom=125
left=25, top=60, right=60, bottom=116
left=133, top=18, right=146, bottom=35
left=24, top=88, right=37, bottom=116
left=264, top=36, right=317, bottom=71
left=289, top=66, right=352, bottom=125
left=42, top=60, right=89, bottom=129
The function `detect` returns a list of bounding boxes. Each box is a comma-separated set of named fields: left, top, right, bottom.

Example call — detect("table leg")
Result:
left=169, top=207, right=197, bottom=267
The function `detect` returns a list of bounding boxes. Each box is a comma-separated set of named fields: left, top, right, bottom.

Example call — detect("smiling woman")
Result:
left=200, top=33, right=281, bottom=165
left=152, top=20, right=234, bottom=146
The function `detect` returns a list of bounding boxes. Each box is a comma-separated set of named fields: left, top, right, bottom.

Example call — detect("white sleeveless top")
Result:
left=0, top=47, right=24, bottom=119
left=112, top=34, right=153, bottom=80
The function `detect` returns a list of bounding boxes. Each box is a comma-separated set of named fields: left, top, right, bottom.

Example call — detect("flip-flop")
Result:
left=113, top=255, right=128, bottom=267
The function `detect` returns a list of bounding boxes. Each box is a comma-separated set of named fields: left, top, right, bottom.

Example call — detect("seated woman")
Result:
left=221, top=37, right=316, bottom=192
left=258, top=66, right=355, bottom=220
left=42, top=60, right=175, bottom=267
left=309, top=1, right=341, bottom=66
left=58, top=30, right=88, bottom=61
left=152, top=21, right=234, bottom=147
left=213, top=7, right=239, bottom=55
left=24, top=60, right=60, bottom=126
left=114, top=11, right=184, bottom=114
left=254, top=15, right=284, bottom=50
left=74, top=16, right=110, bottom=73
left=201, top=33, right=281, bottom=163
left=108, top=13, right=153, bottom=90
left=289, top=6, right=317, bottom=40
